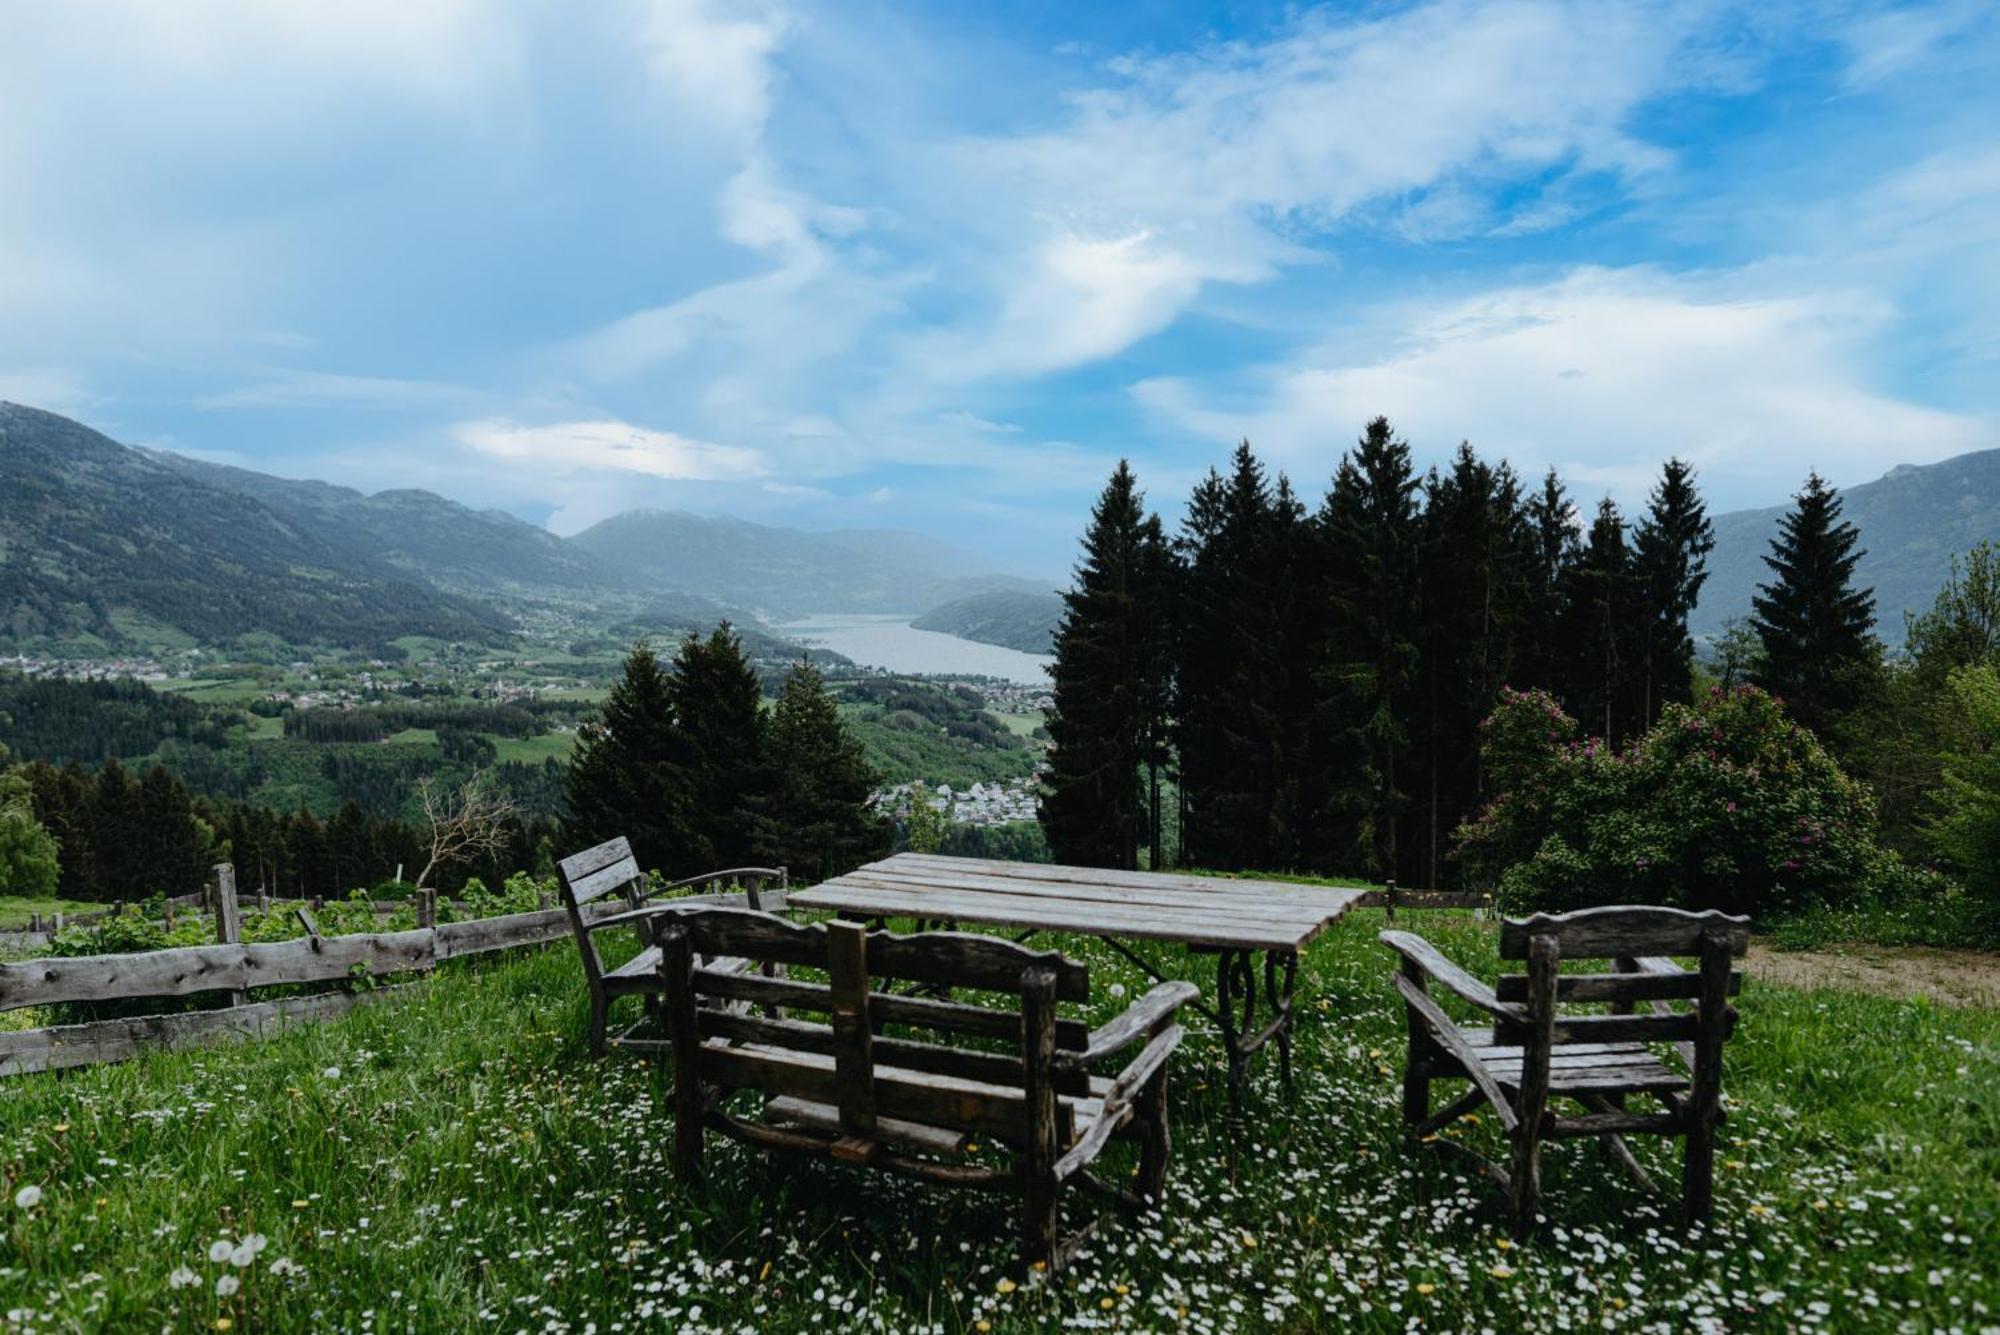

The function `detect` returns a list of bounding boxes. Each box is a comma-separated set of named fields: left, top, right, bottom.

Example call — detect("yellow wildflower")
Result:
left=996, top=1278, right=1018, bottom=1295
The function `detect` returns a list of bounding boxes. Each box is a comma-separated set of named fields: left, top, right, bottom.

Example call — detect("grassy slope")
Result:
left=0, top=897, right=95, bottom=932
left=0, top=912, right=1994, bottom=1331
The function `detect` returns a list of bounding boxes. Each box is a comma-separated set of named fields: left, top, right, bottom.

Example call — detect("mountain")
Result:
left=1696, top=449, right=2000, bottom=643
left=151, top=452, right=619, bottom=597
left=913, top=589, right=1062, bottom=654
left=0, top=403, right=505, bottom=649
left=567, top=509, right=1040, bottom=621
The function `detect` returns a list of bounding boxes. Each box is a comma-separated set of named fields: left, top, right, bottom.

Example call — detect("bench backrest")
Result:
left=658, top=908, right=1093, bottom=1144
left=1491, top=905, right=1748, bottom=1049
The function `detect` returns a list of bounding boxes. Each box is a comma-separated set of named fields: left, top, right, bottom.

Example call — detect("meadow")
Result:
left=0, top=910, right=1994, bottom=1332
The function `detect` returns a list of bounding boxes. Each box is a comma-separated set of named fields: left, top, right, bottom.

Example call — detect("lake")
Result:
left=777, top=613, right=1054, bottom=685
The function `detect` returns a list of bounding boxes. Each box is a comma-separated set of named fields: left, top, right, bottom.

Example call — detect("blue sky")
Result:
left=2, top=1, right=1996, bottom=576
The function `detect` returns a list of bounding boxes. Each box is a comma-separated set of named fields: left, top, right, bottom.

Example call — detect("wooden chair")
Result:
left=1381, top=905, right=1749, bottom=1234
left=650, top=906, right=1199, bottom=1271
left=555, top=837, right=788, bottom=1056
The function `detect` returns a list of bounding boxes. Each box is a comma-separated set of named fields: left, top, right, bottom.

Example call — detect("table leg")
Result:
left=1265, top=949, right=1299, bottom=1096
left=1215, top=949, right=1257, bottom=1123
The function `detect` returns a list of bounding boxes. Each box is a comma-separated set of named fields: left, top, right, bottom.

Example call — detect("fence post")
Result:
left=1384, top=878, right=1398, bottom=924
left=164, top=900, right=175, bottom=930
left=214, top=863, right=246, bottom=1007
left=417, top=888, right=437, bottom=930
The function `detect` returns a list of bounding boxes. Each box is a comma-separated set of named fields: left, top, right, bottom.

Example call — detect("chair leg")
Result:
left=1683, top=1107, right=1717, bottom=1224
left=587, top=991, right=609, bottom=1058
left=1508, top=1123, right=1542, bottom=1238
left=1401, top=1043, right=1430, bottom=1132
left=1023, top=1175, right=1060, bottom=1272
left=1136, top=1067, right=1171, bottom=1205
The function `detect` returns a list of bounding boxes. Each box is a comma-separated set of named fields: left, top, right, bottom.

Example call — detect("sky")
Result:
left=2, top=0, right=1996, bottom=577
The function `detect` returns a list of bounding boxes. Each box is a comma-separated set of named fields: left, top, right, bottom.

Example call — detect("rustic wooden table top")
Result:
left=788, top=853, right=1366, bottom=953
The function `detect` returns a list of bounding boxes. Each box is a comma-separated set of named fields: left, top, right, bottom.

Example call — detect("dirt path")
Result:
left=1746, top=942, right=2000, bottom=1008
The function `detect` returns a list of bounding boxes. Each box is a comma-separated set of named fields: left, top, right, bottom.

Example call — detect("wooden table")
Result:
left=789, top=853, right=1366, bottom=1118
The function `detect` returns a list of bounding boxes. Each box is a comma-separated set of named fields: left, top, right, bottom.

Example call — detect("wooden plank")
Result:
left=764, top=1095, right=969, bottom=1156
left=791, top=883, right=1304, bottom=952
left=883, top=855, right=1364, bottom=912
left=1496, top=970, right=1740, bottom=1003
left=701, top=1042, right=1076, bottom=1144
left=1063, top=980, right=1199, bottom=1068
left=692, top=968, right=1090, bottom=1049
left=667, top=908, right=1091, bottom=1000
left=697, top=1008, right=1082, bottom=1096
left=434, top=907, right=578, bottom=959
left=559, top=836, right=635, bottom=884
left=564, top=858, right=642, bottom=905
left=0, top=930, right=437, bottom=1011
left=1499, top=907, right=1750, bottom=960
left=0, top=987, right=402, bottom=1076
left=213, top=863, right=246, bottom=1008
left=841, top=862, right=1357, bottom=923
left=828, top=868, right=1328, bottom=932
left=1492, top=1009, right=1709, bottom=1047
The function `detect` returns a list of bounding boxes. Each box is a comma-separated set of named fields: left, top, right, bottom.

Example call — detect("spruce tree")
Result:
left=1633, top=458, right=1715, bottom=728
left=751, top=661, right=886, bottom=882
left=1517, top=468, right=1578, bottom=694
left=1556, top=498, right=1643, bottom=744
left=1172, top=443, right=1288, bottom=870
left=1416, top=443, right=1529, bottom=885
left=667, top=624, right=767, bottom=868
left=1041, top=461, right=1155, bottom=869
left=1317, top=417, right=1422, bottom=879
left=1751, top=472, right=1879, bottom=737
left=564, top=642, right=699, bottom=876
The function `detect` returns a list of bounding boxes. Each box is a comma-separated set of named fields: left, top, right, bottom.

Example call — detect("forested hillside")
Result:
left=912, top=589, right=1061, bottom=653
left=0, top=403, right=505, bottom=649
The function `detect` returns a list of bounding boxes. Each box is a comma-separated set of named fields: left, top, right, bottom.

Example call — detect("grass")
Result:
left=490, top=731, right=577, bottom=765
left=0, top=896, right=94, bottom=932
left=0, top=911, right=1995, bottom=1331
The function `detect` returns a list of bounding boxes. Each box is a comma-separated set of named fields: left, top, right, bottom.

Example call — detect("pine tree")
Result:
left=1040, top=461, right=1156, bottom=869
left=667, top=624, right=767, bottom=868
left=1752, top=472, right=1879, bottom=738
left=1517, top=468, right=1578, bottom=694
left=1172, top=443, right=1288, bottom=870
left=1416, top=443, right=1530, bottom=885
left=564, top=642, right=699, bottom=876
left=751, top=661, right=885, bottom=882
left=1633, top=458, right=1715, bottom=728
left=1556, top=498, right=1643, bottom=743
left=1317, top=417, right=1422, bottom=879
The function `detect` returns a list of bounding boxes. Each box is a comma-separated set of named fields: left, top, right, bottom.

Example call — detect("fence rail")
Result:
left=0, top=863, right=777, bottom=1078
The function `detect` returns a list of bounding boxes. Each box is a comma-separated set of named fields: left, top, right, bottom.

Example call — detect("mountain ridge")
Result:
left=1696, top=447, right=2000, bottom=643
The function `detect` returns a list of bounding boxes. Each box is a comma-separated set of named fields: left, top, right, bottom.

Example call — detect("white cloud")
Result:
left=923, top=0, right=1718, bottom=380
left=1838, top=0, right=1990, bottom=91
left=1134, top=265, right=1992, bottom=505
left=640, top=0, right=788, bottom=144
left=196, top=369, right=474, bottom=411
left=454, top=418, right=768, bottom=481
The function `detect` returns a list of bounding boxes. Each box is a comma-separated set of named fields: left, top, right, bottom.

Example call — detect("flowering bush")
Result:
left=1455, top=685, right=1946, bottom=919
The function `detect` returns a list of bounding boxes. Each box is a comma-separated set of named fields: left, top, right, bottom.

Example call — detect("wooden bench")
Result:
left=650, top=906, right=1199, bottom=1270
left=556, top=837, right=788, bottom=1056
left=1382, top=905, right=1749, bottom=1233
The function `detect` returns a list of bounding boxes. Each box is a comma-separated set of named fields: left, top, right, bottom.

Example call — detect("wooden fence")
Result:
left=1349, top=880, right=1493, bottom=920
left=0, top=862, right=641, bottom=1078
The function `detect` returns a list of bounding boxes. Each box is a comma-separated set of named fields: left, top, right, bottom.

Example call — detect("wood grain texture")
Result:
left=0, top=988, right=402, bottom=1076
left=1498, top=906, right=1750, bottom=959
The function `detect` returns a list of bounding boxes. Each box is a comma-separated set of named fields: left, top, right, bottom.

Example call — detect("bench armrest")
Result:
left=1061, top=980, right=1200, bottom=1070
left=1379, top=929, right=1523, bottom=1023
left=584, top=905, right=686, bottom=936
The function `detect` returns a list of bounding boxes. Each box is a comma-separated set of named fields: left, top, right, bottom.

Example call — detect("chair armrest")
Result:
left=584, top=904, right=689, bottom=936
left=644, top=867, right=788, bottom=898
left=1628, top=955, right=1687, bottom=976
left=1060, top=980, right=1200, bottom=1070
left=1379, top=929, right=1523, bottom=1023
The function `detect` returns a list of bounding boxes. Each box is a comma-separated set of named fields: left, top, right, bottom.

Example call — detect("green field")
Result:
left=491, top=731, right=576, bottom=764
left=1, top=907, right=1992, bottom=1331
left=0, top=895, right=94, bottom=931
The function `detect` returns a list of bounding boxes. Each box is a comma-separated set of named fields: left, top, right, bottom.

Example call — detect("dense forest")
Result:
left=1041, top=419, right=1983, bottom=925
